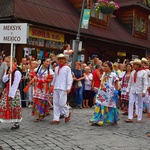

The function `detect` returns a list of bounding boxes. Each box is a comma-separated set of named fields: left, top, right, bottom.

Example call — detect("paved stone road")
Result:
left=0, top=108, right=150, bottom=150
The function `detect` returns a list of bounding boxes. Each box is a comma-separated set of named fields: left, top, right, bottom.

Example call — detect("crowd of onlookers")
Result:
left=0, top=47, right=150, bottom=117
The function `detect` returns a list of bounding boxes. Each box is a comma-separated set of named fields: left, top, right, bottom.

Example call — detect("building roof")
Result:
left=115, top=0, right=150, bottom=10
left=0, top=0, right=150, bottom=50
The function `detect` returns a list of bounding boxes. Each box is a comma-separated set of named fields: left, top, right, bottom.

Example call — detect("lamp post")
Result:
left=71, top=0, right=86, bottom=69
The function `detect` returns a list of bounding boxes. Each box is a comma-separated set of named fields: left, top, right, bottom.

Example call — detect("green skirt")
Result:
left=90, top=103, right=120, bottom=126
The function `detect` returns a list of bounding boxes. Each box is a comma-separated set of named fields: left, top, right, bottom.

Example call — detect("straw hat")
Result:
left=141, top=57, right=149, bottom=64
left=132, top=58, right=141, bottom=65
left=56, top=53, right=68, bottom=60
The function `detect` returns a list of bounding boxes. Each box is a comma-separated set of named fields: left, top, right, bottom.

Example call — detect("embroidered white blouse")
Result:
left=3, top=70, right=21, bottom=98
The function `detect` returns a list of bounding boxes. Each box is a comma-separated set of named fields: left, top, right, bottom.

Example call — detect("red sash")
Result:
left=57, top=64, right=66, bottom=75
left=134, top=68, right=144, bottom=83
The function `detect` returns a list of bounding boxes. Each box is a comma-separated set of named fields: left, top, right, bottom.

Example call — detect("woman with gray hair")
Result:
left=82, top=66, right=93, bottom=108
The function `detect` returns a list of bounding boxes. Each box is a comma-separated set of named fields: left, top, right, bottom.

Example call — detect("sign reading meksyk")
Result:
left=0, top=23, right=27, bottom=44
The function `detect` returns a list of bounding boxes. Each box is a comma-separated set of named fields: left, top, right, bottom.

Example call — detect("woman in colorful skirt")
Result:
left=90, top=61, right=120, bottom=126
left=32, top=58, right=54, bottom=122
left=120, top=63, right=132, bottom=115
left=0, top=56, right=22, bottom=130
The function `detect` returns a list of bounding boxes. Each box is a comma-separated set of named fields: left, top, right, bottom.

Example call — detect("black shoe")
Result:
left=60, top=114, right=65, bottom=119
left=79, top=106, right=82, bottom=109
left=11, top=124, right=20, bottom=130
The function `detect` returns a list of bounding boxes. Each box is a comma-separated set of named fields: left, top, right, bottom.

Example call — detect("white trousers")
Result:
left=53, top=89, right=69, bottom=121
left=135, top=92, right=150, bottom=114
left=29, top=85, right=34, bottom=102
left=128, top=93, right=143, bottom=120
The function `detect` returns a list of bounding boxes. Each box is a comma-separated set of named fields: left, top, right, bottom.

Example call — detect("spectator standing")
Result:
left=73, top=62, right=85, bottom=109
left=1, top=51, right=6, bottom=60
left=28, top=61, right=38, bottom=107
left=92, top=64, right=103, bottom=106
left=51, top=61, right=57, bottom=72
left=0, top=56, right=8, bottom=96
left=113, top=62, right=121, bottom=77
left=19, top=57, right=29, bottom=107
left=90, top=54, right=98, bottom=69
left=83, top=67, right=93, bottom=108
left=63, top=44, right=74, bottom=66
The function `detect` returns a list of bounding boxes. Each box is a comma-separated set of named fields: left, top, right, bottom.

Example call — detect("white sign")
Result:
left=71, top=40, right=82, bottom=52
left=0, top=23, right=27, bottom=44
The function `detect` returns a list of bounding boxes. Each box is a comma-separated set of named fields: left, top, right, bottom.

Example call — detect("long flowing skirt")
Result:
left=90, top=103, right=120, bottom=125
left=0, top=89, right=22, bottom=123
left=32, top=98, right=50, bottom=117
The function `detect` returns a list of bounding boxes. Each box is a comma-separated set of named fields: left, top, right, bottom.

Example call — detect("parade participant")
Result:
left=32, top=58, right=54, bottom=122
left=90, top=61, right=120, bottom=126
left=50, top=54, right=73, bottom=124
left=134, top=58, right=150, bottom=118
left=0, top=56, right=22, bottom=130
left=120, top=63, right=132, bottom=115
left=126, top=59, right=148, bottom=123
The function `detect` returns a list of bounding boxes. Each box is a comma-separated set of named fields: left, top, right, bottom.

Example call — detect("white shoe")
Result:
left=92, top=105, right=96, bottom=109
left=28, top=104, right=32, bottom=108
left=68, top=105, right=72, bottom=110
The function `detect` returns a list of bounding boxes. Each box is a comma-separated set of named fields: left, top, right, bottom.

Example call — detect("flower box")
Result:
left=95, top=0, right=119, bottom=15
left=101, top=6, right=115, bottom=14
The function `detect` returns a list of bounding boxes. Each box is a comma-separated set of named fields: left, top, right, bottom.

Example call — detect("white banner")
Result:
left=0, top=23, right=27, bottom=44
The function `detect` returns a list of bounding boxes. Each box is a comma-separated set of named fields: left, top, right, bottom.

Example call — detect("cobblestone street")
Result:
left=0, top=108, right=150, bottom=150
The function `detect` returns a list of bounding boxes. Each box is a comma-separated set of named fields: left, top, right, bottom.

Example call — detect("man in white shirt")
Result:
left=134, top=58, right=150, bottom=118
left=126, top=58, right=148, bottom=123
left=50, top=54, right=73, bottom=124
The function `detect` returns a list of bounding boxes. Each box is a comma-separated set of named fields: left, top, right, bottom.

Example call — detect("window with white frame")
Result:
left=136, top=16, right=146, bottom=33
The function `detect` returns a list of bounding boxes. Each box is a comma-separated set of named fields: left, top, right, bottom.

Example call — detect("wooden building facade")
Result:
left=0, top=0, right=150, bottom=63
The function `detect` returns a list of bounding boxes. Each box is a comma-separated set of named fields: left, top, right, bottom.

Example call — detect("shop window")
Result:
left=27, top=37, right=44, bottom=47
left=136, top=16, right=146, bottom=33
left=45, top=40, right=64, bottom=50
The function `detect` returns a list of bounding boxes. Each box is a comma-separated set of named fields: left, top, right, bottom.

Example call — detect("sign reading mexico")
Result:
left=0, top=23, right=27, bottom=44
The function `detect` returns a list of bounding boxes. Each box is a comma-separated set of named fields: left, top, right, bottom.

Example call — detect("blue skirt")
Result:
left=90, top=103, right=120, bottom=125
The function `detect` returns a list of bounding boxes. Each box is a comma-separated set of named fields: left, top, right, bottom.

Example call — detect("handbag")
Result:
left=75, top=70, right=82, bottom=89
left=75, top=81, right=82, bottom=89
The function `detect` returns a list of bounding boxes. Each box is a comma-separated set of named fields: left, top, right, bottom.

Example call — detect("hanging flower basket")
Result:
left=101, top=6, right=115, bottom=14
left=94, top=0, right=119, bottom=15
